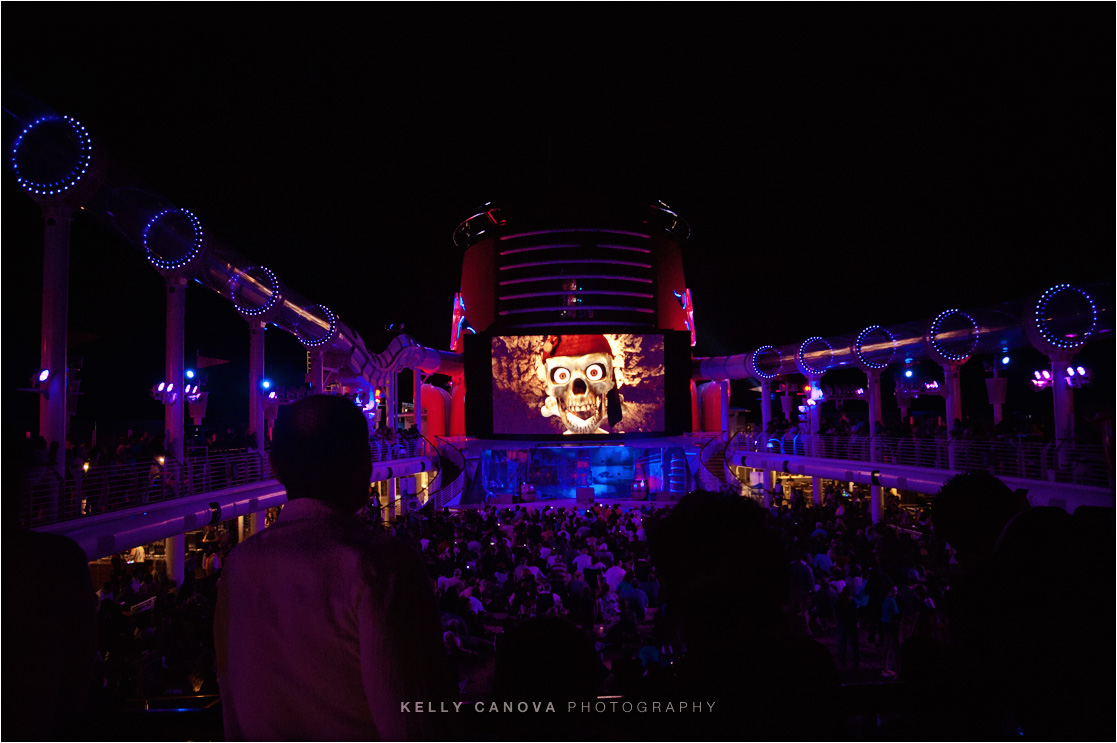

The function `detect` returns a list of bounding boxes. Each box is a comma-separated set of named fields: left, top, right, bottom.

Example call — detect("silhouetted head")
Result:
left=649, top=491, right=785, bottom=648
left=270, top=394, right=372, bottom=512
left=932, top=471, right=1029, bottom=566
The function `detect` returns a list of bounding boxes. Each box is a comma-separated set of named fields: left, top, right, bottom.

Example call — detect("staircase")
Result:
left=705, top=444, right=728, bottom=490
left=699, top=432, right=746, bottom=496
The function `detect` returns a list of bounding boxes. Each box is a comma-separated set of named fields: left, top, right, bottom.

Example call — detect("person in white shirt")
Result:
left=215, top=395, right=453, bottom=741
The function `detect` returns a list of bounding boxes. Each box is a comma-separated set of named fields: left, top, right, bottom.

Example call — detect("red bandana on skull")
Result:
left=538, top=335, right=620, bottom=434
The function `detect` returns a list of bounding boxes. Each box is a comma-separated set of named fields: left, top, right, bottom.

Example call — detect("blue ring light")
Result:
left=797, top=336, right=834, bottom=376
left=231, top=266, right=282, bottom=318
left=143, top=208, right=205, bottom=271
left=749, top=345, right=781, bottom=380
left=928, top=309, right=979, bottom=362
left=296, top=304, right=338, bottom=348
left=854, top=325, right=897, bottom=370
left=10, top=115, right=94, bottom=198
left=1034, top=284, right=1097, bottom=351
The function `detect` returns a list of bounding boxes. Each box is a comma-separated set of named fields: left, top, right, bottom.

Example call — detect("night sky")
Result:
left=4, top=7, right=1112, bottom=439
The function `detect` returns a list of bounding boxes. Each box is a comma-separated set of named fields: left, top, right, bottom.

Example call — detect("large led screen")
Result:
left=474, top=332, right=684, bottom=437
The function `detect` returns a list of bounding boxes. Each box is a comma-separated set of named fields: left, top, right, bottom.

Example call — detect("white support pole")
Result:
left=165, top=276, right=187, bottom=463
left=720, top=380, right=730, bottom=433
left=989, top=366, right=1005, bottom=425
left=942, top=363, right=963, bottom=470
left=414, top=369, right=423, bottom=437
left=40, top=203, right=72, bottom=505
left=1050, top=357, right=1075, bottom=468
left=164, top=533, right=184, bottom=587
left=867, top=370, right=882, bottom=463
left=249, top=510, right=266, bottom=537
left=306, top=349, right=324, bottom=393
left=871, top=485, right=884, bottom=524
left=760, top=379, right=772, bottom=435
left=248, top=320, right=266, bottom=453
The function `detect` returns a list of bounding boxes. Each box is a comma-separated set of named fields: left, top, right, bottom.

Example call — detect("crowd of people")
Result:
left=10, top=391, right=1112, bottom=740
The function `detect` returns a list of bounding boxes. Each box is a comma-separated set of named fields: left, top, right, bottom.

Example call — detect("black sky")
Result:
left=4, top=6, right=1113, bottom=433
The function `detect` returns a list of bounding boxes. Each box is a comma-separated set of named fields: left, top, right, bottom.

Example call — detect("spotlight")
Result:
left=1041, top=370, right=1051, bottom=380
left=151, top=381, right=179, bottom=404
left=904, top=370, right=913, bottom=378
left=1001, top=356, right=1011, bottom=366
left=261, top=379, right=272, bottom=390
left=186, top=369, right=196, bottom=379
left=1076, top=366, right=1086, bottom=377
left=38, top=369, right=50, bottom=383
left=1066, top=367, right=1075, bottom=377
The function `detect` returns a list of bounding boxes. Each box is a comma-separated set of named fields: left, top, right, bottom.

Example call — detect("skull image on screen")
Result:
left=538, top=334, right=620, bottom=434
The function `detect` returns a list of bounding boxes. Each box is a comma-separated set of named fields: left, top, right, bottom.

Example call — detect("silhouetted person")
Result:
left=214, top=395, right=453, bottom=740
left=967, top=506, right=1112, bottom=740
left=644, top=491, right=841, bottom=741
left=488, top=616, right=607, bottom=741
left=926, top=472, right=1105, bottom=739
left=7, top=437, right=97, bottom=740
left=931, top=470, right=1028, bottom=569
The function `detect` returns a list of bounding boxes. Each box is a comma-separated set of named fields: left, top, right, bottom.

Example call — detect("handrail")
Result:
left=694, top=434, right=723, bottom=493
left=730, top=432, right=1111, bottom=488
left=21, top=438, right=445, bottom=530
left=425, top=436, right=468, bottom=511
left=722, top=430, right=751, bottom=497
left=410, top=433, right=443, bottom=502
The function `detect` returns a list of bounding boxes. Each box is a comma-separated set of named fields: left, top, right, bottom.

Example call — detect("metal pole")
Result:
left=1050, top=357, right=1075, bottom=468
left=991, top=366, right=1004, bottom=425
left=165, top=277, right=187, bottom=462
left=867, top=370, right=882, bottom=464
left=716, top=380, right=729, bottom=433
left=40, top=203, right=72, bottom=502
left=164, top=533, right=184, bottom=587
left=306, top=349, right=324, bottom=393
left=414, top=369, right=423, bottom=437
left=760, top=379, right=772, bottom=435
left=943, top=363, right=963, bottom=470
left=248, top=320, right=266, bottom=453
